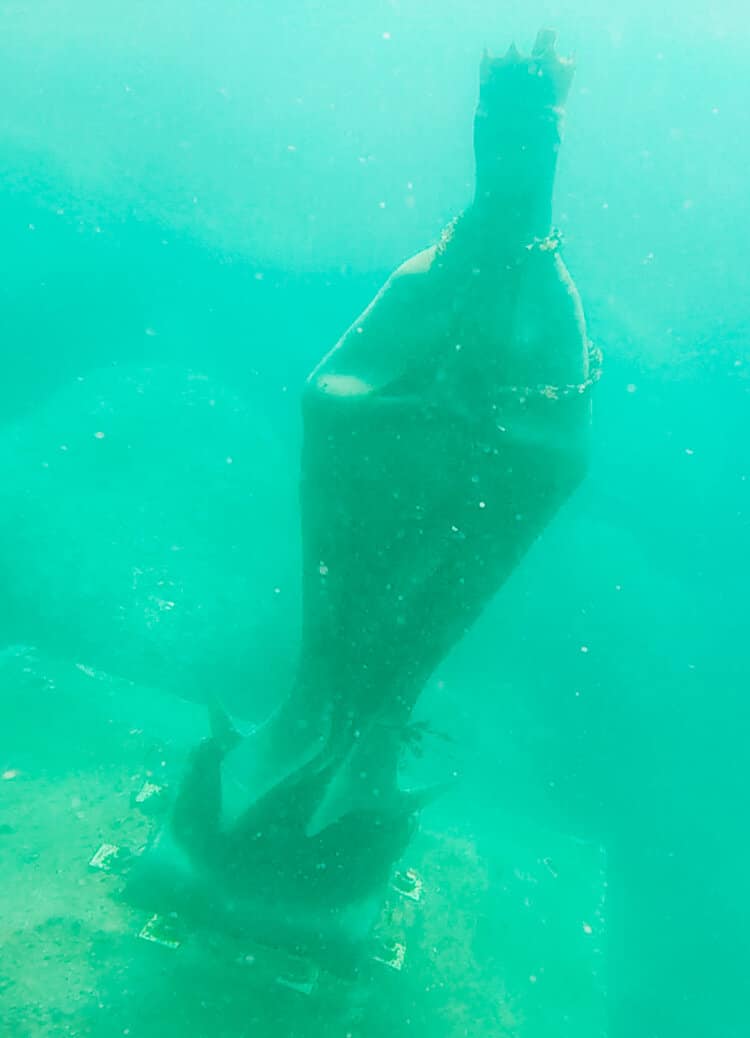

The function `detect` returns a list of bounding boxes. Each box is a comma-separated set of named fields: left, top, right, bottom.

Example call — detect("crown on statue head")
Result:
left=479, top=29, right=576, bottom=113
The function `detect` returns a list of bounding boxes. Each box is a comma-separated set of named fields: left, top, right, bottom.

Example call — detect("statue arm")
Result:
left=305, top=247, right=441, bottom=408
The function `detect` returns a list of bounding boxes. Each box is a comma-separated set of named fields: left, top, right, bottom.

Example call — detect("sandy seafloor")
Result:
left=0, top=645, right=607, bottom=1038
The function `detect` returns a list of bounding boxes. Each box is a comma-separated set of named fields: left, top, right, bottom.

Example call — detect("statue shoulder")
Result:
left=305, top=245, right=443, bottom=400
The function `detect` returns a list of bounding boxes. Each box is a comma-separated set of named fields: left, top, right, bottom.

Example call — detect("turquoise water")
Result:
left=0, top=4, right=747, bottom=1037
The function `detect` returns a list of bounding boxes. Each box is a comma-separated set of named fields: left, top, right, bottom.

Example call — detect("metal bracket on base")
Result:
left=131, top=781, right=166, bottom=808
left=138, top=913, right=184, bottom=950
left=392, top=867, right=423, bottom=902
left=274, top=958, right=320, bottom=996
left=371, top=939, right=406, bottom=972
left=89, top=843, right=125, bottom=873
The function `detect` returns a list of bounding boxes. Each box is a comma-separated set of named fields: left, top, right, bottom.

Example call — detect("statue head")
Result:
left=473, top=29, right=576, bottom=201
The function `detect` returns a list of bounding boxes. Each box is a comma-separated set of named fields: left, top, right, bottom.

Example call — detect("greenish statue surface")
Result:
left=133, top=30, right=599, bottom=951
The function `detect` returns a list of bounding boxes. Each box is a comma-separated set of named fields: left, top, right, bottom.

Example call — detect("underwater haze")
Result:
left=0, top=2, right=748, bottom=1037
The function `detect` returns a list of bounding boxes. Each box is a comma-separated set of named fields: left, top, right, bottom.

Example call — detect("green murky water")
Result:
left=0, top=4, right=747, bottom=1037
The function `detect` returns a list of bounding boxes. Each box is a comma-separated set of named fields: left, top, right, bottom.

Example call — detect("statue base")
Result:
left=0, top=648, right=608, bottom=1037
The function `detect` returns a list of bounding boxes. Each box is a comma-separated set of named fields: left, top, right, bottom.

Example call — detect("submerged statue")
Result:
left=131, top=30, right=600, bottom=952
